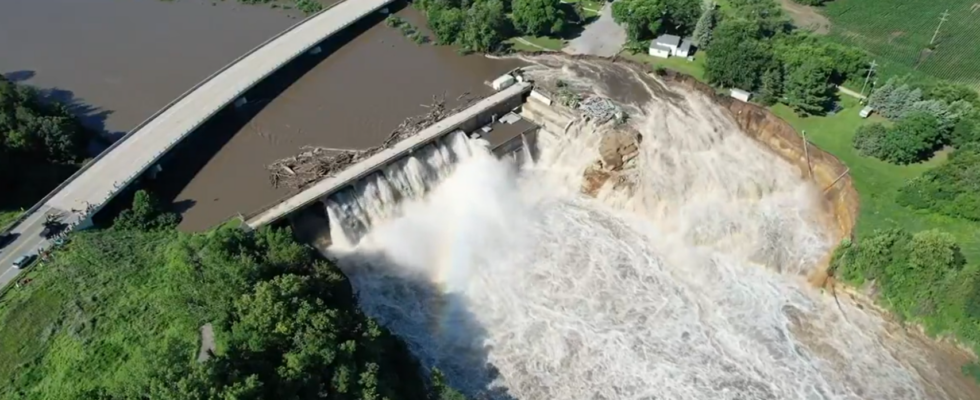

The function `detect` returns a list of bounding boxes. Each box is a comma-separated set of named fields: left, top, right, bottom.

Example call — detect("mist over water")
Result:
left=322, top=58, right=974, bottom=399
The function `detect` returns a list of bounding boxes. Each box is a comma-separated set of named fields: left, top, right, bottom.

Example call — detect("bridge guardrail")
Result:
left=0, top=0, right=360, bottom=235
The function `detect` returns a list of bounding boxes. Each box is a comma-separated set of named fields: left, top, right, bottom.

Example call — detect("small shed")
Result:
left=648, top=43, right=672, bottom=59
left=491, top=74, right=516, bottom=91
left=859, top=106, right=874, bottom=118
left=675, top=38, right=695, bottom=58
left=730, top=88, right=751, bottom=102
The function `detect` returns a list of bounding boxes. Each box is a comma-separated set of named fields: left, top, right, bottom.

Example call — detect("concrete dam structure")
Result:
left=244, top=81, right=535, bottom=236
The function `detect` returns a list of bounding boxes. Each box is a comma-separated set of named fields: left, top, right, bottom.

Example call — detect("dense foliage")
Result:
left=897, top=146, right=980, bottom=221
left=0, top=76, right=89, bottom=214
left=612, top=0, right=702, bottom=41
left=851, top=112, right=943, bottom=164
left=0, top=191, right=465, bottom=399
left=831, top=229, right=980, bottom=348
left=511, top=0, right=565, bottom=37
left=702, top=0, right=865, bottom=115
left=416, top=0, right=510, bottom=53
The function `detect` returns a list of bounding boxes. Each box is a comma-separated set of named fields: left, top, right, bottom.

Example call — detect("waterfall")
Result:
left=324, top=130, right=487, bottom=248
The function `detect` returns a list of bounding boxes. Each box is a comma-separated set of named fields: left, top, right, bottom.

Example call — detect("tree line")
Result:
left=0, top=75, right=90, bottom=212
left=0, top=190, right=468, bottom=400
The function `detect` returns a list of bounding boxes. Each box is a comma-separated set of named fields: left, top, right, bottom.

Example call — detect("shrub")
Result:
left=897, top=147, right=980, bottom=221
left=852, top=123, right=887, bottom=156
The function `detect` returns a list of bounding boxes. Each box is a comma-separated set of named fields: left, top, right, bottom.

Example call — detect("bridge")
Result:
left=0, top=0, right=394, bottom=288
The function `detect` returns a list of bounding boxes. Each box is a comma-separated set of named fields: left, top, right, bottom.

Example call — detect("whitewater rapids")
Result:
left=324, top=58, right=975, bottom=399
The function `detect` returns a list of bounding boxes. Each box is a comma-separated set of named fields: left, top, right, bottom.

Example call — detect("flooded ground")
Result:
left=0, top=0, right=521, bottom=230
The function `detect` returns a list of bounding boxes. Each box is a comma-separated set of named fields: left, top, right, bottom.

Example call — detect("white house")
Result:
left=649, top=34, right=696, bottom=59
left=730, top=88, right=752, bottom=102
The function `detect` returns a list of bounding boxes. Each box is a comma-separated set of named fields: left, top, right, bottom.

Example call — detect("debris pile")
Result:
left=268, top=93, right=481, bottom=190
left=578, top=96, right=626, bottom=125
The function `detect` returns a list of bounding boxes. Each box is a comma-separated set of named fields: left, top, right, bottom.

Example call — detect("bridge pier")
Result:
left=234, top=96, right=248, bottom=108
left=308, top=46, right=322, bottom=55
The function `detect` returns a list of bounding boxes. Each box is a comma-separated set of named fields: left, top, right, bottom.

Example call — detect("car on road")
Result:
left=0, top=233, right=15, bottom=250
left=12, top=254, right=37, bottom=270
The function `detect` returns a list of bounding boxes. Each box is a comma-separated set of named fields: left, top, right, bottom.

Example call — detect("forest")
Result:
left=0, top=190, right=466, bottom=399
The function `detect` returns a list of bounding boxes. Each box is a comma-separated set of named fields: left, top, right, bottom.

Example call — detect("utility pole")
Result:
left=860, top=59, right=877, bottom=99
left=930, top=9, right=950, bottom=45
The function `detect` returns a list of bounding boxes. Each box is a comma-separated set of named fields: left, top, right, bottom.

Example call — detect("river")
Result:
left=0, top=0, right=520, bottom=230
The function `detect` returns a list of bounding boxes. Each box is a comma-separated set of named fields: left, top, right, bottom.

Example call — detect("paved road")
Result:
left=0, top=0, right=393, bottom=290
left=563, top=1, right=626, bottom=57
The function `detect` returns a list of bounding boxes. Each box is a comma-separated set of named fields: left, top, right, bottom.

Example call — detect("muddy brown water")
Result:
left=1, top=0, right=521, bottom=231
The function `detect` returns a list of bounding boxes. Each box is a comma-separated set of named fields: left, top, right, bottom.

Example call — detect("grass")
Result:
left=0, top=210, right=23, bottom=230
left=821, top=0, right=980, bottom=90
left=620, top=52, right=708, bottom=82
left=508, top=35, right=567, bottom=51
left=769, top=97, right=980, bottom=263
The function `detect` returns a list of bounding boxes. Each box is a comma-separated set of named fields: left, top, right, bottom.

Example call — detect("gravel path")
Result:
left=562, top=2, right=626, bottom=57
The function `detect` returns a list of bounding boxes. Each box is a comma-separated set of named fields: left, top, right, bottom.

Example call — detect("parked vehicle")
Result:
left=12, top=254, right=37, bottom=270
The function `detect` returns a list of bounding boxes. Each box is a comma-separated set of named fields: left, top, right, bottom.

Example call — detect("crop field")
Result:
left=821, top=0, right=980, bottom=89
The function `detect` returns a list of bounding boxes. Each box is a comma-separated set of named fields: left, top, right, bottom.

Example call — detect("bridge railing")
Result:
left=0, top=0, right=358, bottom=234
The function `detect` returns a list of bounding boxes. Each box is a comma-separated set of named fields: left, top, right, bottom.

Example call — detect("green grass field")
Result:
left=508, top=35, right=566, bottom=51
left=620, top=52, right=708, bottom=82
left=770, top=97, right=980, bottom=263
left=821, top=0, right=980, bottom=90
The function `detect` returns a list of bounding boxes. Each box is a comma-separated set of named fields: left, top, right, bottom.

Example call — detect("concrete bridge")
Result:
left=245, top=81, right=534, bottom=229
left=0, top=0, right=394, bottom=287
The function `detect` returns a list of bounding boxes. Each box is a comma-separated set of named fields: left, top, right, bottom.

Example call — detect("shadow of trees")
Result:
left=330, top=248, right=517, bottom=400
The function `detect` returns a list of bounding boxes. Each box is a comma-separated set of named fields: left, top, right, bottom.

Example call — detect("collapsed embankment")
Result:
left=519, top=56, right=858, bottom=285
left=667, top=73, right=858, bottom=285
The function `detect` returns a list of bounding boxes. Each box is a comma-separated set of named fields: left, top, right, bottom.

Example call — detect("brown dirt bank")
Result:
left=665, top=72, right=858, bottom=286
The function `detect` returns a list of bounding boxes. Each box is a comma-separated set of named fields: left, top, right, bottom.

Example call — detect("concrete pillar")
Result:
left=308, top=46, right=322, bottom=55
left=146, top=164, right=163, bottom=179
left=74, top=216, right=95, bottom=231
left=234, top=96, right=248, bottom=108
left=379, top=7, right=389, bottom=14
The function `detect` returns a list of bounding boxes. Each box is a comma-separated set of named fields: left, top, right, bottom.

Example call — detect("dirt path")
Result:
left=778, top=0, right=831, bottom=34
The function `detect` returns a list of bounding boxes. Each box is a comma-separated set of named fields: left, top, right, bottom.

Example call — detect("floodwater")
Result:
left=0, top=0, right=521, bottom=230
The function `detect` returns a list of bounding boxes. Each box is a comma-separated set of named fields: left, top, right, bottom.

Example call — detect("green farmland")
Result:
left=822, top=0, right=980, bottom=89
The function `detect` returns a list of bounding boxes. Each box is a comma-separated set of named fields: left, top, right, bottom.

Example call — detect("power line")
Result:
left=860, top=59, right=877, bottom=99
left=930, top=9, right=950, bottom=45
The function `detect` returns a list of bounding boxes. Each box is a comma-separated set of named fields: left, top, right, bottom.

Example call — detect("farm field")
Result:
left=821, top=0, right=980, bottom=90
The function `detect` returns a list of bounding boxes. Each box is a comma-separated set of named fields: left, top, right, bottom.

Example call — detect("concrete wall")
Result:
left=245, top=82, right=533, bottom=228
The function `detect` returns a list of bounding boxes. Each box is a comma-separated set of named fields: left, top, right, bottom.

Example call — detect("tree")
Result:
left=612, top=0, right=666, bottom=41
left=876, top=111, right=942, bottom=164
left=114, top=189, right=180, bottom=231
left=458, top=0, right=508, bottom=53
left=757, top=67, right=783, bottom=105
left=898, top=147, right=980, bottom=221
left=792, top=0, right=825, bottom=5
left=704, top=19, right=772, bottom=90
left=691, top=2, right=718, bottom=48
left=951, top=116, right=980, bottom=148
left=511, top=0, right=565, bottom=36
left=426, top=4, right=467, bottom=45
left=852, top=123, right=888, bottom=157
left=782, top=59, right=833, bottom=115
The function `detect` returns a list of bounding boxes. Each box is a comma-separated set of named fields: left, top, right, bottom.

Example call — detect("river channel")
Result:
left=0, top=0, right=520, bottom=230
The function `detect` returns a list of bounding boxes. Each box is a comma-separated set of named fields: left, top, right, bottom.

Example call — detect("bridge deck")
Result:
left=47, top=0, right=393, bottom=213
left=245, top=81, right=533, bottom=229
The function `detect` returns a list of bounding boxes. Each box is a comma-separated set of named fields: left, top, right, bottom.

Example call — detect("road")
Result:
left=0, top=0, right=393, bottom=290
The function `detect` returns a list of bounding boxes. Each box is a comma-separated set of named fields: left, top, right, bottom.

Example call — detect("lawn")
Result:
left=508, top=35, right=566, bottom=52
left=821, top=0, right=980, bottom=90
left=0, top=210, right=22, bottom=231
left=620, top=52, right=707, bottom=82
left=769, top=97, right=980, bottom=263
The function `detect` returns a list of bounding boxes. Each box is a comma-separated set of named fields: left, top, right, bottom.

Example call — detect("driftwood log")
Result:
left=267, top=92, right=481, bottom=190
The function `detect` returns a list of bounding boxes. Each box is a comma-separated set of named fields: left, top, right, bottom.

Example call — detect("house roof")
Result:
left=654, top=34, right=681, bottom=47
left=678, top=38, right=693, bottom=52
left=649, top=43, right=673, bottom=53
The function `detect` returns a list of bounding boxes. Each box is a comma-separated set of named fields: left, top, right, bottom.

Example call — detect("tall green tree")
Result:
left=612, top=0, right=666, bottom=41
left=758, top=67, right=783, bottom=105
left=782, top=59, right=833, bottom=115
left=511, top=0, right=566, bottom=36
left=704, top=18, right=772, bottom=89
left=691, top=2, right=718, bottom=48
left=459, top=0, right=508, bottom=52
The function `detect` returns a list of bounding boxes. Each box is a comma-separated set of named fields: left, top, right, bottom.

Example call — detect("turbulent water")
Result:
left=319, top=57, right=977, bottom=399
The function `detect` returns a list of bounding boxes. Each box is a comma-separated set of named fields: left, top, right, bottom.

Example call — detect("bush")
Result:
left=852, top=123, right=887, bottom=156
left=856, top=112, right=942, bottom=164
left=897, top=147, right=980, bottom=221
